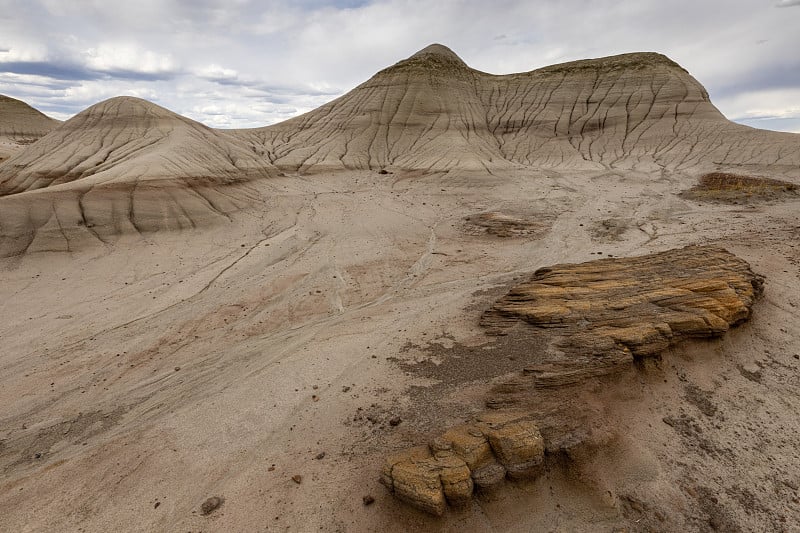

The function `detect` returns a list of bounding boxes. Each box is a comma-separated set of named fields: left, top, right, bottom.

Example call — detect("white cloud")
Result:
left=0, top=42, right=49, bottom=62
left=195, top=64, right=239, bottom=81
left=82, top=43, right=175, bottom=75
left=776, top=0, right=800, bottom=7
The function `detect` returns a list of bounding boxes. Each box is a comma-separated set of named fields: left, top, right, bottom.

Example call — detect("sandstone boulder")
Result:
left=381, top=414, right=545, bottom=513
left=481, top=245, right=762, bottom=385
left=380, top=445, right=473, bottom=515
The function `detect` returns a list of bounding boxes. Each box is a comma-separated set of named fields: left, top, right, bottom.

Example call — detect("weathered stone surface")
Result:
left=476, top=414, right=545, bottom=480
left=381, top=414, right=543, bottom=513
left=436, top=452, right=474, bottom=506
left=471, top=462, right=507, bottom=488
left=680, top=172, right=798, bottom=204
left=433, top=424, right=507, bottom=489
left=481, top=246, right=762, bottom=385
left=383, top=246, right=762, bottom=514
left=380, top=445, right=473, bottom=515
left=464, top=212, right=552, bottom=238
left=434, top=424, right=494, bottom=471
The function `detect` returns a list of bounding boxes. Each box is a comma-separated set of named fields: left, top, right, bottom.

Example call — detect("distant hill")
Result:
left=0, top=44, right=798, bottom=256
left=0, top=94, right=60, bottom=161
left=232, top=44, right=800, bottom=172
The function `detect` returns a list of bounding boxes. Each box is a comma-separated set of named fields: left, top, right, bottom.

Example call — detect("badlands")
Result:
left=1, top=44, right=800, bottom=531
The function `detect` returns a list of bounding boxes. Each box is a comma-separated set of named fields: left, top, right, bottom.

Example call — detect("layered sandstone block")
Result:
left=381, top=413, right=544, bottom=515
left=384, top=246, right=762, bottom=514
left=482, top=245, right=762, bottom=356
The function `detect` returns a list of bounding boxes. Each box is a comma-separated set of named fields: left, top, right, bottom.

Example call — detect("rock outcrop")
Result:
left=482, top=245, right=762, bottom=388
left=464, top=211, right=552, bottom=237
left=384, top=246, right=762, bottom=514
left=680, top=172, right=798, bottom=204
left=381, top=412, right=544, bottom=515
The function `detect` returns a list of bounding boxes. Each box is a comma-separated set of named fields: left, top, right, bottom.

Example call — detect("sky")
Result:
left=1, top=0, right=799, bottom=132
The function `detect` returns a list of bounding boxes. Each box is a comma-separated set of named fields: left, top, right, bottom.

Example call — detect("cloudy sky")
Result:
left=1, top=0, right=799, bottom=132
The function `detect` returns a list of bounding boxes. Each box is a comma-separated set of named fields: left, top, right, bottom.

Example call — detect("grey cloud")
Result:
left=0, top=60, right=180, bottom=82
left=94, top=68, right=179, bottom=82
left=710, top=60, right=800, bottom=98
left=736, top=116, right=800, bottom=133
left=776, top=0, right=800, bottom=7
left=0, top=61, right=101, bottom=81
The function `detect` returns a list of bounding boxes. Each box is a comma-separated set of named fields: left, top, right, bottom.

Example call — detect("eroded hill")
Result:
left=234, top=44, right=800, bottom=172
left=1, top=45, right=799, bottom=257
left=0, top=94, right=60, bottom=162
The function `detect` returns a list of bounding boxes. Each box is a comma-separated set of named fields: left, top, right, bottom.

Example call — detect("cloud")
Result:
left=0, top=61, right=100, bottom=81
left=776, top=0, right=800, bottom=7
left=82, top=44, right=177, bottom=76
left=0, top=0, right=798, bottom=131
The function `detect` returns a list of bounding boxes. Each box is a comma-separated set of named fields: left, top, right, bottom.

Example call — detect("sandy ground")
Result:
left=2, top=167, right=800, bottom=532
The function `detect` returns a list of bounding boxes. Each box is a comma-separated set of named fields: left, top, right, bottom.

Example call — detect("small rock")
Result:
left=363, top=495, right=375, bottom=506
left=292, top=475, right=302, bottom=484
left=315, top=452, right=326, bottom=460
left=200, top=496, right=223, bottom=515
left=342, top=386, right=351, bottom=393
left=268, top=465, right=275, bottom=472
left=154, top=501, right=161, bottom=509
left=739, top=364, right=762, bottom=383
left=174, top=367, right=180, bottom=371
left=389, top=416, right=402, bottom=427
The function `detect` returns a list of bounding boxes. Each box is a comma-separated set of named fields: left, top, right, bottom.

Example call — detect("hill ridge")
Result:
left=235, top=44, right=799, bottom=172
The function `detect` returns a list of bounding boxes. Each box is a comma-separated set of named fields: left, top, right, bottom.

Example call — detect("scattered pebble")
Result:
left=363, top=495, right=375, bottom=506
left=200, top=496, right=223, bottom=515
left=292, top=475, right=302, bottom=484
left=342, top=386, right=351, bottom=393
left=315, top=452, right=326, bottom=460
left=389, top=416, right=402, bottom=427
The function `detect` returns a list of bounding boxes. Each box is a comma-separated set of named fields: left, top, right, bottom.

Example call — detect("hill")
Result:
left=0, top=94, right=60, bottom=161
left=233, top=44, right=800, bottom=172
left=0, top=97, right=273, bottom=255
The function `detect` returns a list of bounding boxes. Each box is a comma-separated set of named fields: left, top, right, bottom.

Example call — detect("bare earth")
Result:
left=1, top=45, right=800, bottom=532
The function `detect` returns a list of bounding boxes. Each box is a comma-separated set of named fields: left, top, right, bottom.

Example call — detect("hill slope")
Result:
left=0, top=96, right=270, bottom=195
left=0, top=97, right=272, bottom=255
left=234, top=44, right=800, bottom=172
left=1, top=44, right=798, bottom=257
left=0, top=94, right=60, bottom=161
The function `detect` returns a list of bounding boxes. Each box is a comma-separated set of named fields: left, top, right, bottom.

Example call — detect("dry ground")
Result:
left=1, top=166, right=800, bottom=532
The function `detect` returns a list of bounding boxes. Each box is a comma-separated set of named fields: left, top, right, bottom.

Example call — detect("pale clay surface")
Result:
left=1, top=44, right=800, bottom=532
